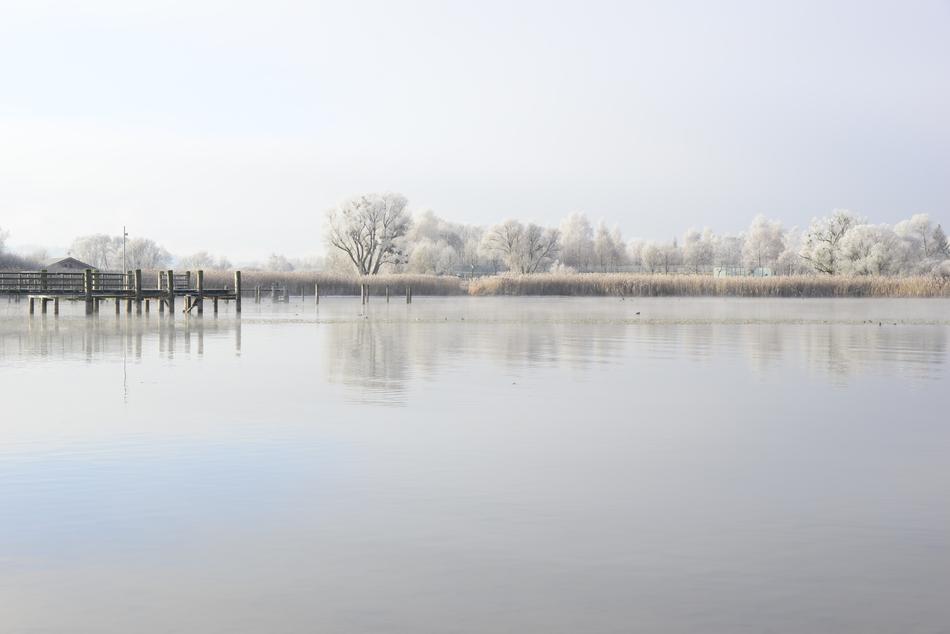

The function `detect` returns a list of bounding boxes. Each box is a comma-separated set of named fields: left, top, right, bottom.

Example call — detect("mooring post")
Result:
left=40, top=269, right=48, bottom=292
left=386, top=286, right=390, bottom=303
left=166, top=269, right=176, bottom=314
left=255, top=284, right=261, bottom=303
left=29, top=297, right=35, bottom=315
left=134, top=269, right=143, bottom=314
left=196, top=270, right=204, bottom=315
left=145, top=299, right=150, bottom=313
left=406, top=285, right=411, bottom=304
left=41, top=298, right=48, bottom=315
left=84, top=268, right=94, bottom=315
left=234, top=271, right=242, bottom=313
left=315, top=282, right=320, bottom=305
left=94, top=298, right=100, bottom=313
left=115, top=298, right=120, bottom=314
left=54, top=297, right=59, bottom=315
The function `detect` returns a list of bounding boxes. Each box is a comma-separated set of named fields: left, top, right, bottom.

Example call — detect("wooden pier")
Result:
left=0, top=269, right=242, bottom=315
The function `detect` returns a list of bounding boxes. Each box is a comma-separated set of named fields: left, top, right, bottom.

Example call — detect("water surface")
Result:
left=1, top=297, right=948, bottom=633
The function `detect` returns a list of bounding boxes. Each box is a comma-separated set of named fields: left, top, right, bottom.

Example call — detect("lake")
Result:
left=1, top=296, right=948, bottom=633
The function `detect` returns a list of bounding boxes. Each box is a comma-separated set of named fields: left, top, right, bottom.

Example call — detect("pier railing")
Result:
left=0, top=271, right=129, bottom=293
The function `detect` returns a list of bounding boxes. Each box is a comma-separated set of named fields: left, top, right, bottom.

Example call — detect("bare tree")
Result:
left=325, top=192, right=412, bottom=275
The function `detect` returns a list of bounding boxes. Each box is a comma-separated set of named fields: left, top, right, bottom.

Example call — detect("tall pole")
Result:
left=122, top=226, right=128, bottom=272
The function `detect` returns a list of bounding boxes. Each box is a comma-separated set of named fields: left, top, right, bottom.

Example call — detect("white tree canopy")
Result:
left=325, top=192, right=412, bottom=275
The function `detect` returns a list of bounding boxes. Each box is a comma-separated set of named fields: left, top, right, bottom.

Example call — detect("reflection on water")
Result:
left=1, top=297, right=949, bottom=633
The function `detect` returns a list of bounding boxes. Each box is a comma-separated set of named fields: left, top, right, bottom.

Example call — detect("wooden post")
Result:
left=84, top=268, right=94, bottom=315
left=185, top=270, right=192, bottom=290
left=40, top=269, right=48, bottom=292
left=196, top=270, right=204, bottom=315
left=41, top=298, right=48, bottom=314
left=271, top=283, right=277, bottom=302
left=145, top=299, right=150, bottom=313
left=234, top=271, right=242, bottom=313
left=406, top=285, right=411, bottom=304
left=166, top=269, right=176, bottom=314
left=255, top=284, right=261, bottom=303
left=213, top=297, right=219, bottom=314
left=315, top=282, right=320, bottom=305
left=115, top=298, right=120, bottom=314
left=54, top=297, right=59, bottom=315
left=126, top=298, right=132, bottom=313
left=386, top=286, right=390, bottom=303
left=159, top=297, right=164, bottom=313
left=94, top=298, right=100, bottom=313
left=134, top=269, right=143, bottom=314
left=29, top=297, right=35, bottom=315
left=184, top=295, right=192, bottom=313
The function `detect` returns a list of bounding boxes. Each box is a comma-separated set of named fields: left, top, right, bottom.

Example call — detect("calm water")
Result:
left=1, top=296, right=949, bottom=633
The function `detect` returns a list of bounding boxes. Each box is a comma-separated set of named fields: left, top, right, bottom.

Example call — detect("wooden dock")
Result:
left=0, top=269, right=242, bottom=315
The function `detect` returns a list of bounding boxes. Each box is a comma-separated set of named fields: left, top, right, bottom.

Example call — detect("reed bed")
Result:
left=199, top=270, right=466, bottom=296
left=467, top=273, right=950, bottom=298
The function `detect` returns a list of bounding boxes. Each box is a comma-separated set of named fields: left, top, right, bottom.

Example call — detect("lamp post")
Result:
left=122, top=226, right=128, bottom=272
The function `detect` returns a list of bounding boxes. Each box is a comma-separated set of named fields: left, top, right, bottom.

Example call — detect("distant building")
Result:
left=44, top=257, right=98, bottom=272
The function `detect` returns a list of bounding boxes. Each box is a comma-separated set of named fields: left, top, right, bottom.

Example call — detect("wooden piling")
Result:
left=40, top=269, right=48, bottom=292
left=84, top=268, right=94, bottom=315
left=134, top=269, right=143, bottom=314
left=213, top=297, right=219, bottom=314
left=314, top=282, right=320, bottom=305
left=406, top=285, right=411, bottom=304
left=255, top=284, right=261, bottom=303
left=54, top=297, right=59, bottom=315
left=115, top=298, right=120, bottom=314
left=166, top=269, right=176, bottom=314
left=234, top=271, right=242, bottom=313
left=29, top=297, right=35, bottom=315
left=145, top=299, right=150, bottom=313
left=41, top=298, right=48, bottom=314
left=196, top=270, right=204, bottom=315
left=386, top=286, right=390, bottom=303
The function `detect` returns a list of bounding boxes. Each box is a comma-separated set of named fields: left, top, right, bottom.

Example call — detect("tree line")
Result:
left=323, top=192, right=950, bottom=277
left=2, top=195, right=948, bottom=276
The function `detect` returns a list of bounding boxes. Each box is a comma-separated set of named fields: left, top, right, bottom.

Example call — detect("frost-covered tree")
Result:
left=713, top=234, right=744, bottom=269
left=266, top=253, right=295, bottom=272
left=682, top=228, right=715, bottom=272
left=800, top=210, right=863, bottom=275
left=593, top=221, right=626, bottom=271
left=742, top=215, right=785, bottom=271
left=559, top=212, right=594, bottom=270
left=125, top=238, right=171, bottom=270
left=641, top=241, right=681, bottom=273
left=325, top=192, right=412, bottom=275
left=481, top=219, right=559, bottom=274
left=69, top=234, right=119, bottom=269
left=177, top=251, right=232, bottom=270
left=933, top=224, right=949, bottom=259
left=839, top=224, right=902, bottom=275
left=776, top=227, right=807, bottom=275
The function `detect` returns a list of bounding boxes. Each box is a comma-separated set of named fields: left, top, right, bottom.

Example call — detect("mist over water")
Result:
left=1, top=297, right=949, bottom=633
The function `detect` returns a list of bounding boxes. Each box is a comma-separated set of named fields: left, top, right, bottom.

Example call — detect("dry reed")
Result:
left=466, top=273, right=950, bottom=298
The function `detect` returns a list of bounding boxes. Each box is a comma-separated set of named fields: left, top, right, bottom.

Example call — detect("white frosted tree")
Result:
left=593, top=221, right=626, bottom=272
left=325, top=192, right=412, bottom=275
left=559, top=212, right=594, bottom=271
left=481, top=220, right=559, bottom=274
left=682, top=228, right=715, bottom=273
left=839, top=224, right=902, bottom=275
left=799, top=210, right=863, bottom=275
left=742, top=215, right=785, bottom=272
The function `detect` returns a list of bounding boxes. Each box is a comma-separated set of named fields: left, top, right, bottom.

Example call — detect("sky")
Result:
left=1, top=0, right=948, bottom=262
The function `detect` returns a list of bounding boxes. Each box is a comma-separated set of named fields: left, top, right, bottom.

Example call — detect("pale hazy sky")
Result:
left=1, top=0, right=948, bottom=261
